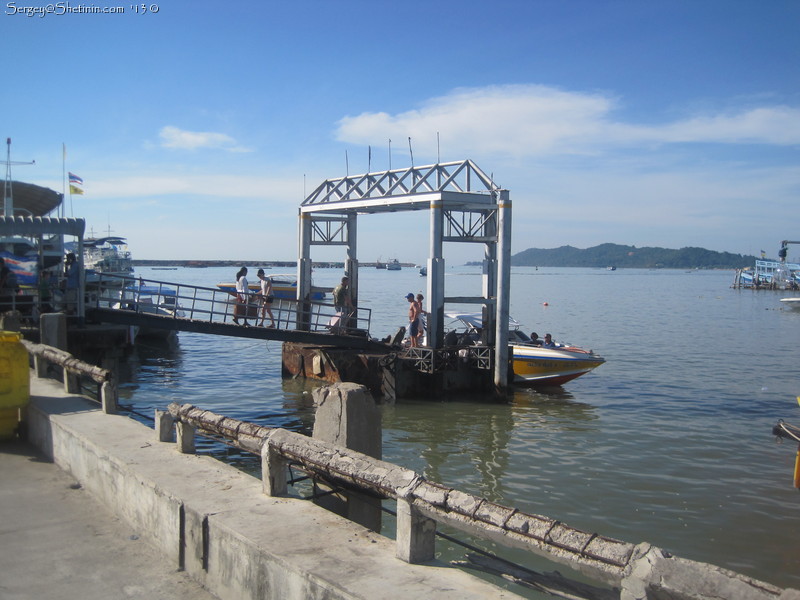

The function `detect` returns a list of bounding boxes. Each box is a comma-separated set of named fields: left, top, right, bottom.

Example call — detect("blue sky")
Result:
left=4, top=0, right=799, bottom=264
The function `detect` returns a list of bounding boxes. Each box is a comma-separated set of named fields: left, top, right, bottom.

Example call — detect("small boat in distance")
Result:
left=419, top=266, right=427, bottom=276
left=386, top=259, right=401, bottom=271
left=445, top=312, right=605, bottom=387
left=375, top=257, right=386, bottom=269
left=779, top=297, right=800, bottom=310
left=216, top=273, right=327, bottom=300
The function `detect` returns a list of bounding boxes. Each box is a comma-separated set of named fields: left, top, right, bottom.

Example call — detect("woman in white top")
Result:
left=234, top=266, right=250, bottom=325
left=256, top=268, right=275, bottom=327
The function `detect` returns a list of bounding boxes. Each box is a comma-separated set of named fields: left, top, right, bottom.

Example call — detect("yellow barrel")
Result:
left=794, top=448, right=800, bottom=489
left=0, top=331, right=29, bottom=439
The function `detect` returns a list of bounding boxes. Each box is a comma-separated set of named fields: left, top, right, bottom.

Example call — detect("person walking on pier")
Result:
left=234, top=266, right=251, bottom=326
left=256, top=268, right=275, bottom=328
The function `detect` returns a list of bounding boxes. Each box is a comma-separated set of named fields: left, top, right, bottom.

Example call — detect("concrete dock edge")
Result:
left=25, top=372, right=524, bottom=600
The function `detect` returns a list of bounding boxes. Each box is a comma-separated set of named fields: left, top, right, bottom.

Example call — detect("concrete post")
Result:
left=312, top=383, right=382, bottom=530
left=40, top=313, right=67, bottom=350
left=100, top=380, right=117, bottom=414
left=176, top=421, right=196, bottom=454
left=312, top=382, right=381, bottom=458
left=63, top=369, right=79, bottom=394
left=34, top=354, right=47, bottom=378
left=396, top=497, right=436, bottom=564
left=154, top=409, right=175, bottom=442
left=261, top=435, right=288, bottom=496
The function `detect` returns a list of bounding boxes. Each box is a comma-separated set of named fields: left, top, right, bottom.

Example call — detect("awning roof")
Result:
left=2, top=180, right=63, bottom=217
left=0, top=216, right=86, bottom=238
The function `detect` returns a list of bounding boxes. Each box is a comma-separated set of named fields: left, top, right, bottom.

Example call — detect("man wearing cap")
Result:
left=406, top=292, right=421, bottom=347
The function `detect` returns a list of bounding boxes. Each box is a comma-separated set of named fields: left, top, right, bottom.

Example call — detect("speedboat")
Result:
left=216, top=273, right=327, bottom=301
left=446, top=312, right=605, bottom=387
left=780, top=297, right=800, bottom=311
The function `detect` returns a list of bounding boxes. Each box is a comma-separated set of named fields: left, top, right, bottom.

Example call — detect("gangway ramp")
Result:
left=87, top=274, right=389, bottom=352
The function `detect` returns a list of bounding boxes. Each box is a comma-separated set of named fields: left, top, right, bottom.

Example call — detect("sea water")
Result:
left=119, top=265, right=800, bottom=591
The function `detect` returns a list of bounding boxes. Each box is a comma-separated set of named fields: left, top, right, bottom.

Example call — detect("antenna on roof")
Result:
left=388, top=139, right=392, bottom=170
left=437, top=132, right=440, bottom=164
left=368, top=146, right=371, bottom=173
left=3, top=137, right=36, bottom=217
left=345, top=150, right=349, bottom=176
left=408, top=137, right=414, bottom=167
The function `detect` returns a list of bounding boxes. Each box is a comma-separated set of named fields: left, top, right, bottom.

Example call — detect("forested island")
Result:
left=502, top=243, right=756, bottom=269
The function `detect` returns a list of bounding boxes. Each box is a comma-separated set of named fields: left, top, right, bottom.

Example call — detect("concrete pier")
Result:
left=14, top=373, right=523, bottom=600
left=0, top=439, right=217, bottom=600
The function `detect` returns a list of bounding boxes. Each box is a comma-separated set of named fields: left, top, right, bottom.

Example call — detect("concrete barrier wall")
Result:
left=25, top=374, right=524, bottom=600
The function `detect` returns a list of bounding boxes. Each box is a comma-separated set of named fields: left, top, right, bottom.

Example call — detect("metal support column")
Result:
left=494, top=190, right=511, bottom=390
left=297, top=211, right=313, bottom=330
left=427, top=198, right=445, bottom=348
left=345, top=212, right=358, bottom=314
left=482, top=210, right=498, bottom=347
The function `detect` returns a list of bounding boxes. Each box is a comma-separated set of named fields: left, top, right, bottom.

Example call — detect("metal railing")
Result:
left=89, top=273, right=372, bottom=335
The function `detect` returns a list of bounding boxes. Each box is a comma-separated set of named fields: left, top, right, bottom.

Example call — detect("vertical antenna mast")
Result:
left=3, top=138, right=36, bottom=217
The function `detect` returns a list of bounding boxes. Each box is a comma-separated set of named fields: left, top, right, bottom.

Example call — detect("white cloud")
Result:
left=335, top=84, right=800, bottom=158
left=158, top=126, right=253, bottom=152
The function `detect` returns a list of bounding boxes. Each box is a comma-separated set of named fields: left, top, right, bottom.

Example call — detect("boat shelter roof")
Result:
left=3, top=181, right=63, bottom=217
left=0, top=216, right=86, bottom=238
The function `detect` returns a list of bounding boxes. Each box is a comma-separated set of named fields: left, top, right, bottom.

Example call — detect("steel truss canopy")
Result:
left=301, top=159, right=500, bottom=214
left=300, top=159, right=505, bottom=244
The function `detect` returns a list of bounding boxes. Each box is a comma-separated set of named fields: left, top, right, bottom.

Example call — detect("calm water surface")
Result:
left=119, top=266, right=800, bottom=591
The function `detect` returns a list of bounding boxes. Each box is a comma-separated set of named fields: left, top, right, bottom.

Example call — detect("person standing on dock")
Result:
left=256, top=268, right=275, bottom=328
left=63, top=253, right=79, bottom=315
left=416, top=293, right=427, bottom=346
left=406, top=292, right=421, bottom=347
left=333, top=276, right=354, bottom=329
left=234, top=266, right=251, bottom=326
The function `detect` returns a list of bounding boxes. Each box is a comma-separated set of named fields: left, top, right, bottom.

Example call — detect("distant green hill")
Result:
left=508, top=243, right=756, bottom=269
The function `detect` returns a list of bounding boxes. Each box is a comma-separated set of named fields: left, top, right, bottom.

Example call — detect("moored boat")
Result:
left=113, top=282, right=185, bottom=340
left=779, top=297, right=800, bottom=310
left=216, top=273, right=327, bottom=301
left=386, top=259, right=401, bottom=271
left=446, top=312, right=605, bottom=387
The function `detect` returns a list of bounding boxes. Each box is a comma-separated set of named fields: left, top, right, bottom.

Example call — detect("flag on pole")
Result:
left=69, top=184, right=84, bottom=195
left=68, top=172, right=83, bottom=185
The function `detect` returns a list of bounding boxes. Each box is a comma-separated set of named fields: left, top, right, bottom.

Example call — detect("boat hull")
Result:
left=511, top=344, right=605, bottom=387
left=780, top=298, right=800, bottom=310
left=216, top=279, right=327, bottom=301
